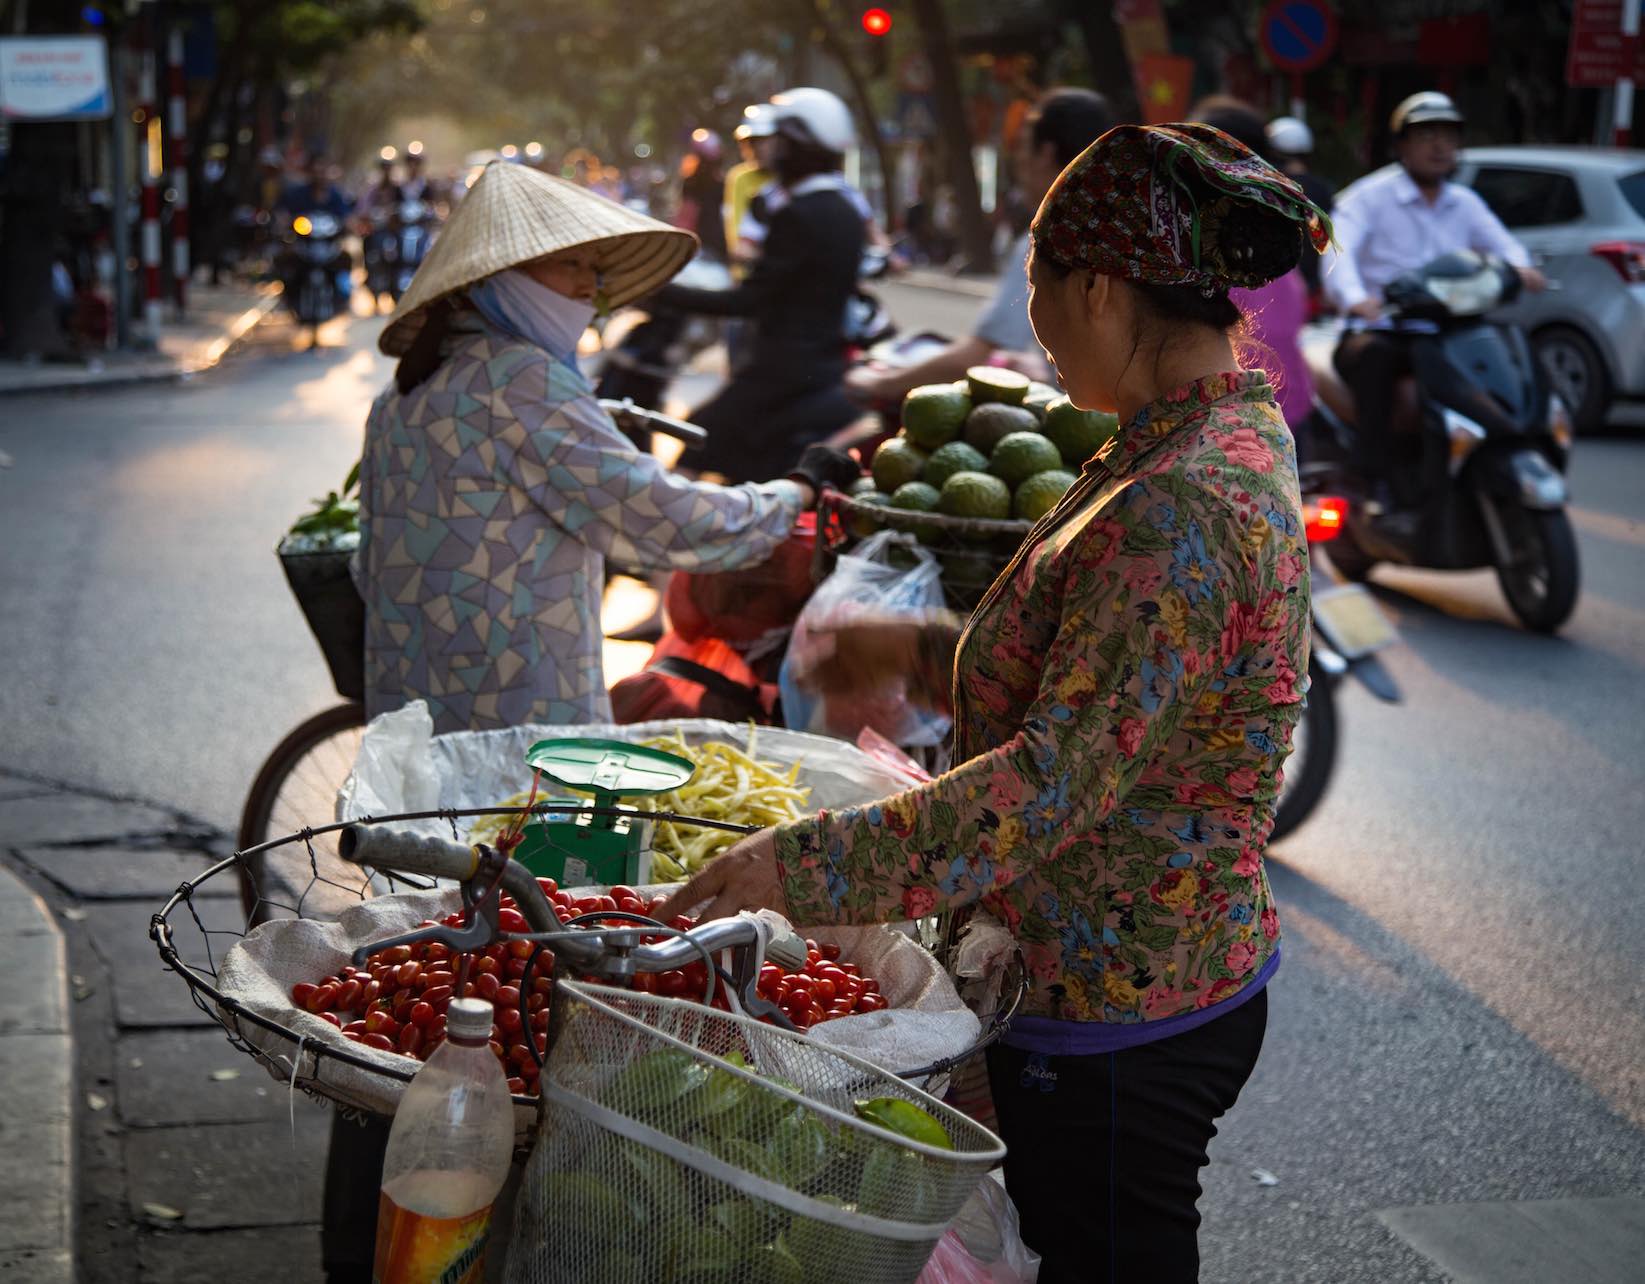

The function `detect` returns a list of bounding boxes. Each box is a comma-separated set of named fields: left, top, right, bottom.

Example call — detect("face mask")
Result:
left=468, top=268, right=596, bottom=364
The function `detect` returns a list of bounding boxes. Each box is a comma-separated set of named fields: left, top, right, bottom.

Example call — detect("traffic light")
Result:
left=861, top=8, right=892, bottom=78
left=861, top=8, right=893, bottom=36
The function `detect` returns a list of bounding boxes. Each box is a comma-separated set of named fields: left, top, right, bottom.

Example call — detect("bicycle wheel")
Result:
left=237, top=702, right=367, bottom=924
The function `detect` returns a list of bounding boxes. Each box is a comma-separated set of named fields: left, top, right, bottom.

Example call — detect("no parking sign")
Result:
left=1258, top=0, right=1339, bottom=73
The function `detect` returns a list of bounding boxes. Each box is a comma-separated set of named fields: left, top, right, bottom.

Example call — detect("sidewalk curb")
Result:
left=0, top=285, right=283, bottom=399
left=0, top=859, right=76, bottom=1283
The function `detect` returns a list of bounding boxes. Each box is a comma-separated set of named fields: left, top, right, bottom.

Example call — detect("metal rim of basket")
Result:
left=150, top=806, right=1027, bottom=1117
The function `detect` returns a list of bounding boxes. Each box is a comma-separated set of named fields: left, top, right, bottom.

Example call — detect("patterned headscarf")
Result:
left=1032, top=122, right=1332, bottom=290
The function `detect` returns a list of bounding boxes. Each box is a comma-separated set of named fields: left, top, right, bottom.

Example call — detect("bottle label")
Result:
left=373, top=1190, right=492, bottom=1284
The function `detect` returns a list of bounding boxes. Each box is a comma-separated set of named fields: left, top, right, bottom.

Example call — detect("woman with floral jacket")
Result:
left=663, top=123, right=1330, bottom=1282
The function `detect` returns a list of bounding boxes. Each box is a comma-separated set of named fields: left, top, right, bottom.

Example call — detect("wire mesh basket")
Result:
left=507, top=980, right=1005, bottom=1284
left=816, top=491, right=1034, bottom=612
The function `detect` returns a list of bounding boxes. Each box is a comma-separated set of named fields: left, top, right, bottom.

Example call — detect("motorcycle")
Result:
left=277, top=211, right=350, bottom=346
left=1301, top=251, right=1580, bottom=633
left=389, top=197, right=436, bottom=302
left=1272, top=487, right=1402, bottom=841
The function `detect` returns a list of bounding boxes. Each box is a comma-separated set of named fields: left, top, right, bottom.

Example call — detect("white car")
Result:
left=1453, top=146, right=1645, bottom=432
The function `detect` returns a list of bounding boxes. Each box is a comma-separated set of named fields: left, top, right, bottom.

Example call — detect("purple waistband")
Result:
left=1001, top=948, right=1280, bottom=1057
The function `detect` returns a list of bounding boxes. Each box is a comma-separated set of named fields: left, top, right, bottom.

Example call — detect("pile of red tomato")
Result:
left=288, top=878, right=889, bottom=1093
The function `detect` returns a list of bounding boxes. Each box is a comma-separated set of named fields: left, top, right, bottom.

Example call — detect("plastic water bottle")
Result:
left=373, top=997, right=515, bottom=1283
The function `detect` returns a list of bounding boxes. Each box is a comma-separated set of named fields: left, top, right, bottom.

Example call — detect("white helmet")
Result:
left=768, top=87, right=856, bottom=155
left=1266, top=116, right=1314, bottom=156
left=1390, top=91, right=1464, bottom=136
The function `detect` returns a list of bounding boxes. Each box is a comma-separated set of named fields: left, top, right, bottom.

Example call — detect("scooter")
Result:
left=1273, top=488, right=1402, bottom=841
left=389, top=197, right=436, bottom=303
left=1301, top=251, right=1580, bottom=632
left=277, top=211, right=350, bottom=346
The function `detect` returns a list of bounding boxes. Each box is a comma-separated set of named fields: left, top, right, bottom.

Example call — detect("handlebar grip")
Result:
left=764, top=922, right=810, bottom=972
left=338, top=824, right=478, bottom=881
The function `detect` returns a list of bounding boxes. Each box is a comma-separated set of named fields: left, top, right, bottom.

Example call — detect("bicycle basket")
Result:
left=505, top=980, right=1005, bottom=1284
left=278, top=533, right=365, bottom=702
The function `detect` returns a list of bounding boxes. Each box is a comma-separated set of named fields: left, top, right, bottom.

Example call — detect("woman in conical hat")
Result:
left=359, top=160, right=858, bottom=733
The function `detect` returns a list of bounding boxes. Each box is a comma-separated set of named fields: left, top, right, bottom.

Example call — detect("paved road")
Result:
left=3, top=288, right=1643, bottom=1280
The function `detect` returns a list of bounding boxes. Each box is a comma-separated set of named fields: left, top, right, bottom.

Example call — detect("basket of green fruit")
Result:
left=823, top=368, right=1119, bottom=610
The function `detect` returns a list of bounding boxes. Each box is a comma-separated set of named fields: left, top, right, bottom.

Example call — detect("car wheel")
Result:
left=1534, top=325, right=1611, bottom=434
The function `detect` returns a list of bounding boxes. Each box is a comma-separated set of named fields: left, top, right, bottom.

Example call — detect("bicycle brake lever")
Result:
left=350, top=844, right=509, bottom=965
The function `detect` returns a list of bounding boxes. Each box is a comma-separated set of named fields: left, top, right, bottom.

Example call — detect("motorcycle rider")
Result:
left=1324, top=92, right=1545, bottom=521
left=273, top=155, right=354, bottom=304
left=398, top=141, right=445, bottom=208
left=844, top=87, right=1115, bottom=404
left=675, top=129, right=729, bottom=264
left=649, top=87, right=867, bottom=484
left=359, top=148, right=403, bottom=312
left=1265, top=115, right=1334, bottom=297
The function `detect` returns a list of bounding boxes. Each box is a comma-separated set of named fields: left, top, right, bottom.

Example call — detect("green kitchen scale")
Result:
left=509, top=738, right=697, bottom=887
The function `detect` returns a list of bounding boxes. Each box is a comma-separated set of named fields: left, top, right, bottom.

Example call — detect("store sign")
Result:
left=0, top=36, right=111, bottom=120
left=1565, top=0, right=1644, bottom=87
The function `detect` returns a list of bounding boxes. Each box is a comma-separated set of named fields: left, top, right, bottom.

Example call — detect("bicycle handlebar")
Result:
left=338, top=823, right=560, bottom=934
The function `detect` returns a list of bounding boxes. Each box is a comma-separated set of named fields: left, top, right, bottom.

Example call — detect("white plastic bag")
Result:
left=917, top=1170, right=1041, bottom=1283
left=779, top=529, right=951, bottom=747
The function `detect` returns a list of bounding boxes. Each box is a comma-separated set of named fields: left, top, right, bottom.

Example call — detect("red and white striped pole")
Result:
left=137, top=23, right=163, bottom=339
left=1615, top=0, right=1641, bottom=148
left=167, top=24, right=189, bottom=316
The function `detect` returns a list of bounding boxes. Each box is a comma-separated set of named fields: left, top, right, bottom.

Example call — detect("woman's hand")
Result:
left=656, top=827, right=787, bottom=923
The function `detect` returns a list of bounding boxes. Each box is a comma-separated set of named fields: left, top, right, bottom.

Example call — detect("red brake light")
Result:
left=1304, top=495, right=1348, bottom=543
left=1590, top=241, right=1645, bottom=283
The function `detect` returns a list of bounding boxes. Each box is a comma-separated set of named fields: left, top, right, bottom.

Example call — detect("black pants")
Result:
left=1332, top=331, right=1409, bottom=482
left=987, top=990, right=1268, bottom=1284
left=685, top=360, right=860, bottom=484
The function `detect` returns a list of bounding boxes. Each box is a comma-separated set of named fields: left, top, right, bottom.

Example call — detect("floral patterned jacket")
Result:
left=774, top=370, right=1310, bottom=1027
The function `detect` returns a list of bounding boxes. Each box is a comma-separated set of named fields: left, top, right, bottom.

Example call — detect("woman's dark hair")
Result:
left=395, top=298, right=455, bottom=395
left=773, top=137, right=842, bottom=186
left=1029, top=88, right=1117, bottom=170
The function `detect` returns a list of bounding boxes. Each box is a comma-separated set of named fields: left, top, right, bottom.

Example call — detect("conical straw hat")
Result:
left=378, top=160, right=697, bottom=356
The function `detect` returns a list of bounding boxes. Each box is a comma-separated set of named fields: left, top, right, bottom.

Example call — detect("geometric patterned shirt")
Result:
left=774, top=371, right=1310, bottom=1030
left=358, top=322, right=804, bottom=733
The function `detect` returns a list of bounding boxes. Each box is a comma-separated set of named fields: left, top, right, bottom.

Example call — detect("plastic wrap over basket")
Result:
left=504, top=981, right=1005, bottom=1284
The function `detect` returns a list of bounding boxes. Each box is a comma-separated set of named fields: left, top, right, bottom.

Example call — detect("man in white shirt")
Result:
left=1325, top=92, right=1545, bottom=508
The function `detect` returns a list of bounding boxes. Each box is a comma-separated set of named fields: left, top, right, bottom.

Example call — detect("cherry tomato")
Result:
left=420, top=969, right=455, bottom=991
left=631, top=972, right=659, bottom=994
left=508, top=940, right=536, bottom=960
left=497, top=1007, right=524, bottom=1035
left=291, top=983, right=318, bottom=1008
left=615, top=896, right=644, bottom=915
left=381, top=945, right=413, bottom=966
left=365, top=1011, right=399, bottom=1038
left=820, top=942, right=842, bottom=962
left=657, top=970, right=690, bottom=997
left=308, top=984, right=338, bottom=1014
left=316, top=1011, right=342, bottom=1028
left=536, top=876, right=559, bottom=897
left=860, top=978, right=880, bottom=995
left=342, top=1030, right=363, bottom=1042
left=507, top=1077, right=527, bottom=1095
left=527, top=993, right=548, bottom=1013
left=398, top=1024, right=425, bottom=1056
left=498, top=907, right=529, bottom=934
left=343, top=1020, right=368, bottom=1036
left=361, top=1032, right=395, bottom=1052
left=496, top=984, right=521, bottom=1009
left=361, top=979, right=382, bottom=1007
left=810, top=978, right=837, bottom=1004
left=473, top=972, right=501, bottom=1002
left=669, top=915, right=696, bottom=933
left=489, top=1039, right=505, bottom=1060
left=531, top=976, right=554, bottom=996
left=473, top=955, right=500, bottom=977
left=422, top=984, right=454, bottom=1008
left=409, top=1002, right=436, bottom=1027
left=858, top=993, right=887, bottom=1013
left=334, top=980, right=363, bottom=1012
left=394, top=961, right=421, bottom=989
left=504, top=957, right=529, bottom=980
left=424, top=942, right=451, bottom=964
left=530, top=1010, right=550, bottom=1034
left=610, top=885, right=638, bottom=903
left=784, top=976, right=813, bottom=999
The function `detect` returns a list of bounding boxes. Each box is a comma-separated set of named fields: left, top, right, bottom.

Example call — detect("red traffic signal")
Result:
left=861, top=7, right=893, bottom=36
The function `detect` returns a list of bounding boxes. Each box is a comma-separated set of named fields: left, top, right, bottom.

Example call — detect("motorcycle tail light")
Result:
left=1303, top=495, right=1348, bottom=543
left=1590, top=241, right=1645, bottom=284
